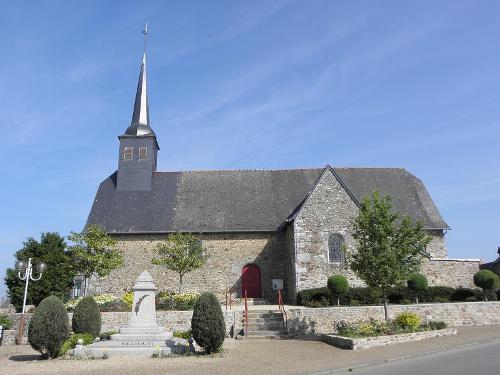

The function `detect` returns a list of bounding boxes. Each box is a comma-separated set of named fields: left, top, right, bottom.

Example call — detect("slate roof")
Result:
left=86, top=167, right=449, bottom=234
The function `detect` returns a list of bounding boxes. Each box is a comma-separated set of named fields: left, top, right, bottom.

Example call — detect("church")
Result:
left=85, top=51, right=480, bottom=302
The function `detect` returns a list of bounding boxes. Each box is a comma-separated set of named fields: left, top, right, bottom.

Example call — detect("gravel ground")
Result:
left=1, top=325, right=499, bottom=375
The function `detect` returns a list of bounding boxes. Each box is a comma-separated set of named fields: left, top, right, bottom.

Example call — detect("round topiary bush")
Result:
left=327, top=275, right=349, bottom=306
left=28, top=296, right=69, bottom=359
left=191, top=292, right=225, bottom=353
left=72, top=296, right=101, bottom=337
left=407, top=273, right=428, bottom=303
left=474, top=270, right=500, bottom=300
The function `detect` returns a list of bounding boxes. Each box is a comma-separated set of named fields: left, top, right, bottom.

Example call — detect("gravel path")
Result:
left=1, top=325, right=499, bottom=375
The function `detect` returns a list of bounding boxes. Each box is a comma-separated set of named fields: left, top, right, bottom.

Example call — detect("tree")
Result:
left=327, top=275, right=349, bottom=306
left=152, top=233, right=208, bottom=293
left=349, top=191, right=431, bottom=320
left=191, top=292, right=225, bottom=353
left=473, top=270, right=500, bottom=301
left=67, top=224, right=123, bottom=296
left=5, top=233, right=75, bottom=311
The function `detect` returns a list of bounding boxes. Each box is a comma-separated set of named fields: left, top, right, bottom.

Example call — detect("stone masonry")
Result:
left=293, top=169, right=362, bottom=295
left=422, top=258, right=479, bottom=288
left=287, top=301, right=500, bottom=335
left=89, top=232, right=287, bottom=301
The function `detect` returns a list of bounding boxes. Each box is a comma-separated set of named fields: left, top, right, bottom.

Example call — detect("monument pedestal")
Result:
left=82, top=271, right=187, bottom=357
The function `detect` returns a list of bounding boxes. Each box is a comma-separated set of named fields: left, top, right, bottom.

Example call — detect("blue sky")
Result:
left=1, top=0, right=499, bottom=298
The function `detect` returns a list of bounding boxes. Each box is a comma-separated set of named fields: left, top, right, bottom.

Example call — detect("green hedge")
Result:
left=72, top=296, right=101, bottom=337
left=191, top=292, right=225, bottom=353
left=28, top=296, right=69, bottom=359
left=297, top=286, right=489, bottom=307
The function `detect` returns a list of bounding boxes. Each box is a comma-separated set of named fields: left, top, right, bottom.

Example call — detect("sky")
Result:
left=0, top=0, right=499, bottom=299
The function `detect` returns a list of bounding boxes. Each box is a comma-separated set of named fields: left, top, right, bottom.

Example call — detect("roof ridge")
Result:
left=154, top=166, right=407, bottom=173
left=154, top=167, right=324, bottom=173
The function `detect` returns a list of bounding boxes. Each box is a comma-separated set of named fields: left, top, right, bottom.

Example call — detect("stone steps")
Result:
left=242, top=309, right=287, bottom=338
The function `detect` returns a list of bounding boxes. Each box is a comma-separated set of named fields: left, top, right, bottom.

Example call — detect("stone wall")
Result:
left=287, top=302, right=500, bottom=335
left=426, top=230, right=448, bottom=258
left=422, top=258, right=480, bottom=288
left=285, top=225, right=296, bottom=303
left=89, top=232, right=287, bottom=301
left=293, top=169, right=363, bottom=295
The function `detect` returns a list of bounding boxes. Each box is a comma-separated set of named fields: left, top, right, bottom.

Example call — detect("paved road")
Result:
left=330, top=339, right=500, bottom=375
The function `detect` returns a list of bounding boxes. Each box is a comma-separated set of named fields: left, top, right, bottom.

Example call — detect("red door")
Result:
left=241, top=264, right=262, bottom=298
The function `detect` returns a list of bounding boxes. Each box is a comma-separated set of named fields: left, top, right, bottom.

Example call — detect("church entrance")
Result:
left=241, top=264, right=262, bottom=298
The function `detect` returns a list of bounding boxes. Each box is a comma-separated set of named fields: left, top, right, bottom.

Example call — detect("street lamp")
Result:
left=16, top=258, right=46, bottom=314
left=15, top=257, right=46, bottom=344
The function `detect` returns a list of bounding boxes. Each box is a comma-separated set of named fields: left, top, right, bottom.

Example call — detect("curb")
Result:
left=308, top=336, right=500, bottom=375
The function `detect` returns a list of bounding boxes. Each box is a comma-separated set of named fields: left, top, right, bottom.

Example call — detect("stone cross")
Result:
left=129, top=270, right=158, bottom=328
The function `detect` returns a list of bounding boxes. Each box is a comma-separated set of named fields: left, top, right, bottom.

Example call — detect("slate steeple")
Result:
left=116, top=30, right=159, bottom=192
left=124, top=53, right=155, bottom=137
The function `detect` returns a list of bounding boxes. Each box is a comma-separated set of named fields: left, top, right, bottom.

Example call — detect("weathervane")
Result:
left=142, top=22, right=149, bottom=53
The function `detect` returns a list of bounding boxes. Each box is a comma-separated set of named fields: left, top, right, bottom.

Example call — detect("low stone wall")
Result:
left=321, top=328, right=457, bottom=350
left=2, top=310, right=244, bottom=346
left=423, top=258, right=480, bottom=288
left=287, top=302, right=500, bottom=335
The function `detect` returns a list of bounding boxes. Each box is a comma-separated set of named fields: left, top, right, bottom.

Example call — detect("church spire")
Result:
left=130, top=53, right=150, bottom=128
left=123, top=23, right=155, bottom=137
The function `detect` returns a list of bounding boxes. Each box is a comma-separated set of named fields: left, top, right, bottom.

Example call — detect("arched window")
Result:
left=328, top=234, right=345, bottom=264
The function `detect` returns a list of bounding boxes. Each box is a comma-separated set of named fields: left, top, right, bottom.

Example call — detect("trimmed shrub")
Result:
left=407, top=274, right=428, bottom=303
left=347, top=287, right=383, bottom=305
left=59, top=333, right=94, bottom=356
left=394, top=312, right=420, bottom=332
left=191, top=292, right=225, bottom=353
left=407, top=273, right=428, bottom=291
left=0, top=314, right=13, bottom=329
left=474, top=270, right=500, bottom=300
left=296, top=285, right=485, bottom=307
left=327, top=275, right=349, bottom=306
left=72, top=296, right=101, bottom=337
left=483, top=289, right=498, bottom=301
left=296, top=287, right=331, bottom=307
left=450, top=288, right=483, bottom=302
left=28, top=296, right=69, bottom=359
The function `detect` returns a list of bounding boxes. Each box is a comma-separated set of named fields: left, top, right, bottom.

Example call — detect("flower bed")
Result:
left=321, top=312, right=454, bottom=350
left=321, top=328, right=457, bottom=350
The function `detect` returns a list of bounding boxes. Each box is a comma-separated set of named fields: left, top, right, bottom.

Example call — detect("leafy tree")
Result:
left=327, top=275, right=349, bottom=306
left=349, top=191, right=431, bottom=320
left=5, top=233, right=75, bottom=311
left=68, top=224, right=123, bottom=296
left=152, top=233, right=208, bottom=293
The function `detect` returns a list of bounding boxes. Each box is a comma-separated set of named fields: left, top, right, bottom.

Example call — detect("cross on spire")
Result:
left=142, top=22, right=148, bottom=53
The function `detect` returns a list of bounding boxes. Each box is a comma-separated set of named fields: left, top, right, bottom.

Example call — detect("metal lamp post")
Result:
left=15, top=258, right=46, bottom=344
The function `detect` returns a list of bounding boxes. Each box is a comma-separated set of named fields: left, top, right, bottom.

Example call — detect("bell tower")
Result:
left=116, top=26, right=159, bottom=192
